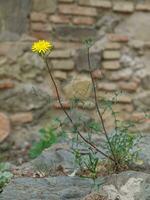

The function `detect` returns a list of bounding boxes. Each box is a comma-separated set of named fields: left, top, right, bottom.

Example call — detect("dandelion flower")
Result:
left=32, top=40, right=53, bottom=54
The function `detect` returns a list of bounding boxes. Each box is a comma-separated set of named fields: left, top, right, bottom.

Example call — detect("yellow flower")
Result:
left=32, top=40, right=53, bottom=54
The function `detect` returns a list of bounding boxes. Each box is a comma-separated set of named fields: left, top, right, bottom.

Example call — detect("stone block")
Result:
left=59, top=4, right=97, bottom=16
left=108, top=34, right=129, bottom=42
left=59, top=0, right=74, bottom=2
left=30, top=12, right=47, bottom=22
left=102, top=61, right=120, bottom=70
left=72, top=17, right=95, bottom=25
left=79, top=0, right=112, bottom=8
left=54, top=26, right=97, bottom=41
left=48, top=50, right=72, bottom=58
left=31, top=23, right=52, bottom=32
left=33, top=0, right=57, bottom=13
left=118, top=81, right=138, bottom=92
left=0, top=113, right=10, bottom=143
left=103, top=50, right=120, bottom=60
left=10, top=112, right=33, bottom=124
left=113, top=2, right=134, bottom=13
left=98, top=82, right=118, bottom=91
left=117, top=95, right=132, bottom=103
left=49, top=15, right=71, bottom=24
left=136, top=3, right=150, bottom=11
left=105, top=42, right=121, bottom=50
left=0, top=80, right=15, bottom=89
left=53, top=101, right=70, bottom=109
left=53, top=71, right=67, bottom=80
left=106, top=69, right=132, bottom=81
left=51, top=60, right=74, bottom=70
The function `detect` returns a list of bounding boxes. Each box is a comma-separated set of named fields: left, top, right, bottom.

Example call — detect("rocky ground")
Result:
left=0, top=133, right=150, bottom=200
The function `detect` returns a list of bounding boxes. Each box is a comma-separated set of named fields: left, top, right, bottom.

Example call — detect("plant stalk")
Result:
left=87, top=47, right=119, bottom=170
left=44, top=58, right=115, bottom=162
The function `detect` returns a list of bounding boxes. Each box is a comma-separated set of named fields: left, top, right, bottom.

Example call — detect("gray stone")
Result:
left=0, top=84, right=52, bottom=113
left=74, top=48, right=101, bottom=72
left=33, top=0, right=57, bottom=13
left=0, top=0, right=31, bottom=41
left=0, top=176, right=93, bottom=200
left=54, top=26, right=97, bottom=41
left=101, top=171, right=150, bottom=200
left=1, top=171, right=150, bottom=200
left=132, top=134, right=150, bottom=173
left=32, top=147, right=75, bottom=173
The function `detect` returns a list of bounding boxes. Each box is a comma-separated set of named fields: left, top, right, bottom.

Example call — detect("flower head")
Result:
left=32, top=40, right=53, bottom=55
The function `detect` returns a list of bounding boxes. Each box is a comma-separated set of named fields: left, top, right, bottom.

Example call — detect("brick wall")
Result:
left=0, top=0, right=150, bottom=143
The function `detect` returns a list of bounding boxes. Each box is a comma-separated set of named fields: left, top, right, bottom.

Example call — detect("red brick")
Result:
left=98, top=82, right=118, bottom=91
left=0, top=113, right=10, bottom=142
left=108, top=34, right=129, bottom=43
left=103, top=51, right=121, bottom=60
left=0, top=80, right=15, bottom=89
left=113, top=2, right=134, bottom=13
left=59, top=4, right=98, bottom=16
left=102, top=61, right=120, bottom=70
left=10, top=112, right=33, bottom=125
left=49, top=15, right=71, bottom=24
left=79, top=0, right=112, bottom=8
left=59, top=0, right=74, bottom=2
left=30, top=12, right=47, bottom=22
left=118, top=81, right=138, bottom=92
left=31, top=23, right=52, bottom=31
left=136, top=3, right=150, bottom=11
left=31, top=31, right=52, bottom=40
left=117, top=96, right=132, bottom=103
left=92, top=69, right=104, bottom=79
left=131, top=112, right=145, bottom=122
left=72, top=16, right=95, bottom=25
left=53, top=101, right=70, bottom=109
left=105, top=42, right=121, bottom=50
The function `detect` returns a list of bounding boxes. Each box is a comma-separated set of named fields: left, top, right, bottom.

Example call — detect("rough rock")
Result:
left=115, top=12, right=150, bottom=41
left=74, top=48, right=101, bottom=72
left=0, top=176, right=93, bottom=200
left=96, top=14, right=121, bottom=34
left=1, top=171, right=150, bottom=200
left=0, top=84, right=52, bottom=113
left=101, top=171, right=150, bottom=200
left=63, top=75, right=92, bottom=100
left=0, top=0, right=31, bottom=41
